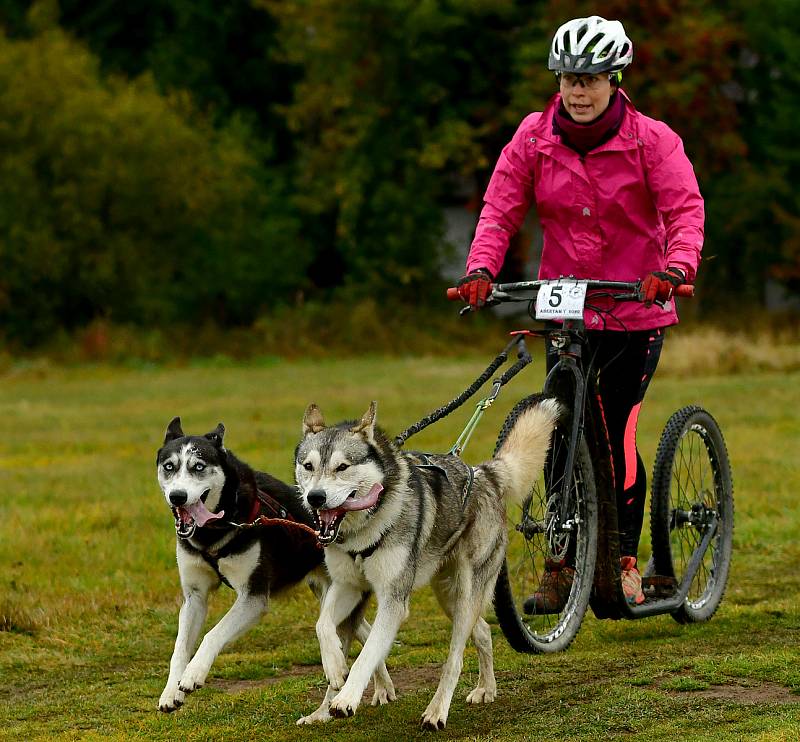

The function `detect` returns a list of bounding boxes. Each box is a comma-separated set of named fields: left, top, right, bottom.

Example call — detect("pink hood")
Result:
left=467, top=91, right=704, bottom=330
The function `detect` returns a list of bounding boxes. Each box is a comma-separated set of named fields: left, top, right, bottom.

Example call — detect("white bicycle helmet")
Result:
left=548, top=16, right=633, bottom=74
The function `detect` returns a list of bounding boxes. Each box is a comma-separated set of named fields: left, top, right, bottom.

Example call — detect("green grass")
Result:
left=1, top=353, right=799, bottom=741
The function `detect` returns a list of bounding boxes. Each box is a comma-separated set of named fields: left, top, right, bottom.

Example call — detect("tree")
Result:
left=0, top=25, right=305, bottom=344
left=717, top=0, right=800, bottom=300
left=1, top=0, right=296, bottom=140
left=263, top=0, right=532, bottom=296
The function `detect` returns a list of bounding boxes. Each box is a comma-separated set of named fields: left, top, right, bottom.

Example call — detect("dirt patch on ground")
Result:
left=377, top=664, right=442, bottom=694
left=217, top=670, right=798, bottom=706
left=667, top=682, right=798, bottom=705
left=212, top=663, right=442, bottom=696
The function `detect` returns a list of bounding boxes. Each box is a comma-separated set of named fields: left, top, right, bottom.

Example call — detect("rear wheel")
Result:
left=493, top=395, right=598, bottom=653
left=650, top=406, right=733, bottom=623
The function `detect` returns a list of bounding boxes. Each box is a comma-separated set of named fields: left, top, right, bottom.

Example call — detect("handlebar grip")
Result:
left=446, top=287, right=461, bottom=301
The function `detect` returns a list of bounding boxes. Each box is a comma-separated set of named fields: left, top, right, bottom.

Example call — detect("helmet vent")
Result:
left=548, top=16, right=633, bottom=74
left=587, top=33, right=604, bottom=51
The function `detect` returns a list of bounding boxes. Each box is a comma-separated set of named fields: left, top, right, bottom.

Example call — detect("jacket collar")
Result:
left=532, top=88, right=640, bottom=155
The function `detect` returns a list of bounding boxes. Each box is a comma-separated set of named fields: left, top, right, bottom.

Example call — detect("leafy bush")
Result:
left=0, top=26, right=305, bottom=345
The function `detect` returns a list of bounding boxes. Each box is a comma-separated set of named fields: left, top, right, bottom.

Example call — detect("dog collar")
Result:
left=347, top=534, right=385, bottom=561
left=246, top=489, right=289, bottom=524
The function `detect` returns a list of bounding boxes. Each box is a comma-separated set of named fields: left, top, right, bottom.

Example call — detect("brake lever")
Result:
left=458, top=295, right=501, bottom=316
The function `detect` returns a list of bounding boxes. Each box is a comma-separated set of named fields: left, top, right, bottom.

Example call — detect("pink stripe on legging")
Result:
left=623, top=401, right=643, bottom=490
left=595, top=393, right=615, bottom=488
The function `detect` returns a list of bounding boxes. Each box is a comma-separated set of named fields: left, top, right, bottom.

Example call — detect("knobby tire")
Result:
left=493, top=394, right=598, bottom=653
left=650, top=405, right=734, bottom=623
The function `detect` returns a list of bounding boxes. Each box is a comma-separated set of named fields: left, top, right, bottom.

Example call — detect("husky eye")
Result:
left=336, top=463, right=349, bottom=472
left=194, top=462, right=205, bottom=472
left=303, top=462, right=313, bottom=472
left=163, top=462, right=174, bottom=472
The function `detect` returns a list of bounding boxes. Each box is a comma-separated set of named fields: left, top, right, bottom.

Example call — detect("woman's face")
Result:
left=559, top=73, right=614, bottom=122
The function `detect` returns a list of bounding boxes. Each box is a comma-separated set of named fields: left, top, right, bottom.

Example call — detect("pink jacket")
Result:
left=466, top=91, right=704, bottom=330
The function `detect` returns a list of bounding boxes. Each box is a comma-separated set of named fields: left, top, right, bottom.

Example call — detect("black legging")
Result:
left=546, top=328, right=665, bottom=558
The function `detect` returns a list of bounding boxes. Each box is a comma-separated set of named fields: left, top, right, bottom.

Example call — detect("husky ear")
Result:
left=351, top=401, right=377, bottom=440
left=303, top=404, right=326, bottom=435
left=205, top=423, right=225, bottom=448
left=164, top=416, right=184, bottom=444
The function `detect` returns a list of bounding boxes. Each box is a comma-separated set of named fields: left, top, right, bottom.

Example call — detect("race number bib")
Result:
left=535, top=280, right=588, bottom=320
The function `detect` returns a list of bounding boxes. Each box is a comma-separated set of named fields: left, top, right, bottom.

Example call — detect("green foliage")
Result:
left=0, top=0, right=798, bottom=347
left=56, top=0, right=295, bottom=143
left=711, top=0, right=800, bottom=295
left=0, top=25, right=305, bottom=344
left=1, top=1, right=294, bottom=133
left=264, top=0, right=528, bottom=294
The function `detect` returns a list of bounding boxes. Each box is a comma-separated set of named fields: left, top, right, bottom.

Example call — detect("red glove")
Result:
left=641, top=267, right=685, bottom=307
left=457, top=269, right=493, bottom=308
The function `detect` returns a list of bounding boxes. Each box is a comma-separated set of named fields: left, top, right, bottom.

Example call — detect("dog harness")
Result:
left=410, top=452, right=477, bottom=509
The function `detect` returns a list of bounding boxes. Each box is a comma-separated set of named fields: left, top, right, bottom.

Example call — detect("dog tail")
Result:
left=491, top=397, right=561, bottom=506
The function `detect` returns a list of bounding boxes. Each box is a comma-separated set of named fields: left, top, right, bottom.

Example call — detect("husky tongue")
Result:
left=339, top=483, right=384, bottom=512
left=316, top=484, right=383, bottom=542
left=315, top=484, right=383, bottom=542
left=183, top=499, right=225, bottom=528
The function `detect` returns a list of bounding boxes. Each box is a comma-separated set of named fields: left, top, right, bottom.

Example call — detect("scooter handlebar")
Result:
left=446, top=280, right=695, bottom=302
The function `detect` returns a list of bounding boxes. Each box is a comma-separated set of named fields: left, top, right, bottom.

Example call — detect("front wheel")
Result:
left=650, top=406, right=734, bottom=623
left=493, top=394, right=598, bottom=653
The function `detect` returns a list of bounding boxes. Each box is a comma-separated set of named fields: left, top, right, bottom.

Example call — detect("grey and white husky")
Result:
left=156, top=417, right=394, bottom=714
left=294, top=398, right=560, bottom=729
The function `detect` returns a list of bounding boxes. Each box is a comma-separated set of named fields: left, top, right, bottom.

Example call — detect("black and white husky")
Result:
left=294, top=399, right=559, bottom=729
left=156, top=417, right=394, bottom=713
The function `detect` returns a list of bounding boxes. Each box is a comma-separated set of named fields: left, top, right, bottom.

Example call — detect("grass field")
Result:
left=1, top=350, right=799, bottom=741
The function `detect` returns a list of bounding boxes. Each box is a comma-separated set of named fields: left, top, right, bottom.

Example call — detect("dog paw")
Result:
left=296, top=707, right=332, bottom=725
left=158, top=687, right=185, bottom=713
left=322, top=654, right=348, bottom=691
left=420, top=699, right=449, bottom=730
left=177, top=664, right=207, bottom=695
left=329, top=692, right=359, bottom=719
left=371, top=681, right=397, bottom=706
left=466, top=686, right=496, bottom=704
left=177, top=679, right=203, bottom=694
left=420, top=712, right=447, bottom=731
